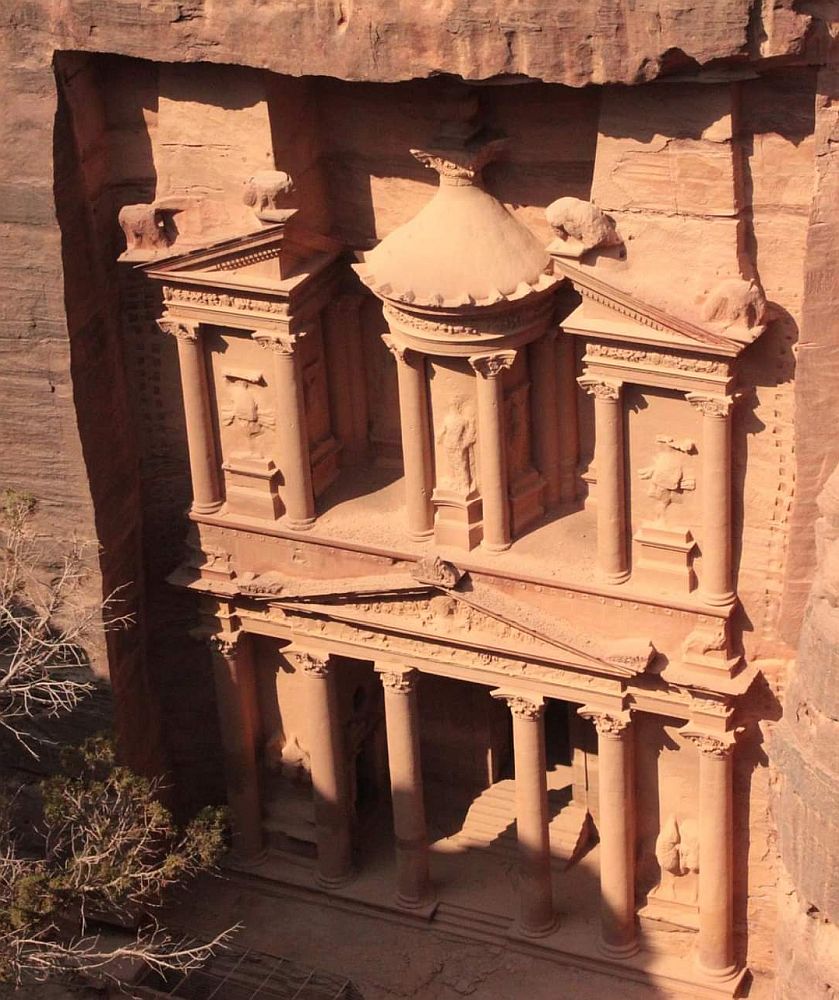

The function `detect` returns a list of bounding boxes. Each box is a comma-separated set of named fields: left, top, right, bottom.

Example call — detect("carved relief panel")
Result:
left=207, top=327, right=282, bottom=519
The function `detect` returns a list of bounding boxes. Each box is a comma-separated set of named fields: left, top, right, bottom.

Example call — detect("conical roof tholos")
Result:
left=354, top=144, right=555, bottom=311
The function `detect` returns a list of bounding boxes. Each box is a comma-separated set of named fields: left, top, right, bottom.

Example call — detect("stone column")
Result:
left=378, top=667, right=432, bottom=908
left=291, top=648, right=354, bottom=887
left=578, top=377, right=629, bottom=584
left=470, top=352, right=517, bottom=552
left=383, top=336, right=434, bottom=539
left=254, top=331, right=316, bottom=530
left=158, top=319, right=222, bottom=514
left=683, top=730, right=738, bottom=980
left=207, top=630, right=263, bottom=861
left=687, top=394, right=736, bottom=605
left=494, top=691, right=555, bottom=936
left=530, top=331, right=562, bottom=508
left=580, top=708, right=638, bottom=957
left=557, top=332, right=580, bottom=505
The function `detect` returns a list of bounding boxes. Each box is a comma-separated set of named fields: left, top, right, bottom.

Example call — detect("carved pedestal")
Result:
left=633, top=523, right=697, bottom=595
left=432, top=488, right=483, bottom=550
left=222, top=454, right=282, bottom=519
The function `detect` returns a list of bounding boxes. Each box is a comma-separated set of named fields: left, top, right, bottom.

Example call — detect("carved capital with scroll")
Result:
left=377, top=667, right=419, bottom=695
left=577, top=375, right=623, bottom=401
left=205, top=630, right=242, bottom=658
left=382, top=334, right=415, bottom=365
left=685, top=392, right=735, bottom=418
left=253, top=329, right=303, bottom=355
left=157, top=317, right=198, bottom=342
left=288, top=648, right=332, bottom=678
left=469, top=351, right=517, bottom=379
left=492, top=690, right=544, bottom=720
left=681, top=727, right=740, bottom=759
left=578, top=706, right=633, bottom=739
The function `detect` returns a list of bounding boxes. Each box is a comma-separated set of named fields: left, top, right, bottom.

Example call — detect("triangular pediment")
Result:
left=238, top=568, right=655, bottom=678
left=143, top=225, right=341, bottom=291
left=555, top=258, right=746, bottom=357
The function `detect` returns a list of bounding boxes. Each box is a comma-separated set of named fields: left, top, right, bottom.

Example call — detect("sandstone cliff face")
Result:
left=0, top=3, right=838, bottom=995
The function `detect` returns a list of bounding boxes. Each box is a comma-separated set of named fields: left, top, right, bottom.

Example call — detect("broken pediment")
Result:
left=555, top=258, right=750, bottom=358
left=238, top=567, right=655, bottom=679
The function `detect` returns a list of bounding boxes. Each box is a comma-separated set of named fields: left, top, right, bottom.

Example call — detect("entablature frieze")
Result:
left=381, top=295, right=555, bottom=358
left=581, top=339, right=736, bottom=396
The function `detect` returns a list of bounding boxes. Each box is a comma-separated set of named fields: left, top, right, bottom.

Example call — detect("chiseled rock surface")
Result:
left=2, top=0, right=818, bottom=88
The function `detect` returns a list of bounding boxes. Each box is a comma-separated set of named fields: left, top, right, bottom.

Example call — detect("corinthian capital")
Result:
left=382, top=334, right=413, bottom=365
left=288, top=648, right=332, bottom=677
left=578, top=706, right=632, bottom=738
left=253, top=329, right=302, bottom=355
left=157, top=317, right=198, bottom=342
left=469, top=351, right=517, bottom=379
left=378, top=667, right=419, bottom=694
left=685, top=392, right=734, bottom=418
left=205, top=630, right=242, bottom=657
left=491, top=689, right=544, bottom=720
left=681, top=727, right=739, bottom=759
left=577, top=375, right=622, bottom=401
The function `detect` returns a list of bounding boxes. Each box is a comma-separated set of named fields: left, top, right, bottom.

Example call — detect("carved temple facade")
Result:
left=120, top=106, right=776, bottom=998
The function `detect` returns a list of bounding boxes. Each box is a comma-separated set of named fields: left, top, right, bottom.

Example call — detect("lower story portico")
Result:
left=185, top=555, right=749, bottom=999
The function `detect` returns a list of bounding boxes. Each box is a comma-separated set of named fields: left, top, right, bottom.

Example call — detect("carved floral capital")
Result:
left=378, top=668, right=419, bottom=694
left=382, top=334, right=413, bottom=365
left=157, top=318, right=198, bottom=342
left=577, top=375, right=623, bottom=401
left=253, top=330, right=302, bottom=355
left=289, top=649, right=332, bottom=678
left=685, top=392, right=734, bottom=418
left=492, top=691, right=544, bottom=720
left=681, top=727, right=739, bottom=759
left=469, top=351, right=517, bottom=379
left=206, top=631, right=241, bottom=657
left=578, top=707, right=632, bottom=738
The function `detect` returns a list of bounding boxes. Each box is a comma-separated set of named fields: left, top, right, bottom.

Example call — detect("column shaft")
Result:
left=385, top=338, right=434, bottom=539
left=296, top=651, right=354, bottom=886
left=689, top=396, right=734, bottom=604
left=581, top=379, right=628, bottom=583
left=585, top=711, right=638, bottom=957
left=380, top=669, right=432, bottom=908
left=503, top=695, right=555, bottom=936
left=270, top=341, right=316, bottom=529
left=209, top=633, right=263, bottom=860
left=556, top=333, right=580, bottom=505
left=165, top=322, right=222, bottom=513
left=471, top=353, right=516, bottom=552
left=530, top=332, right=562, bottom=508
left=697, top=742, right=736, bottom=977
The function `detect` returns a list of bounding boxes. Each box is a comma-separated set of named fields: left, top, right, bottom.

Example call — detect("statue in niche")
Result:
left=437, top=396, right=477, bottom=494
left=638, top=435, right=696, bottom=521
left=220, top=374, right=274, bottom=456
left=654, top=814, right=699, bottom=906
left=265, top=730, right=312, bottom=785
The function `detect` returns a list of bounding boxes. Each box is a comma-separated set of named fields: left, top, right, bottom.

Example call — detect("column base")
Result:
left=482, top=540, right=512, bottom=554
left=285, top=516, right=316, bottom=531
left=395, top=892, right=438, bottom=917
left=700, top=590, right=736, bottom=608
left=315, top=869, right=356, bottom=890
left=228, top=847, right=269, bottom=871
left=601, top=569, right=630, bottom=585
left=191, top=500, right=224, bottom=515
left=695, top=959, right=740, bottom=983
left=407, top=527, right=434, bottom=542
left=598, top=937, right=640, bottom=960
left=511, top=916, right=558, bottom=939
